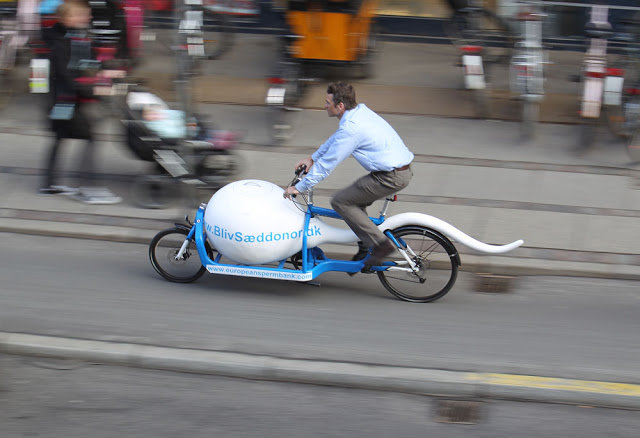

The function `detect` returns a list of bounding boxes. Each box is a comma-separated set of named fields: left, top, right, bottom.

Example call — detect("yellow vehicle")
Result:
left=285, top=0, right=377, bottom=62
left=281, top=0, right=378, bottom=77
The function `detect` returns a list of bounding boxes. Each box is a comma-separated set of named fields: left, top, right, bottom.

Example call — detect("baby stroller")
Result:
left=122, top=89, right=243, bottom=208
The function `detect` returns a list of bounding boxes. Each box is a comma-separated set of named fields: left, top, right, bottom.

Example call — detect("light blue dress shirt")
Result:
left=295, top=103, right=414, bottom=193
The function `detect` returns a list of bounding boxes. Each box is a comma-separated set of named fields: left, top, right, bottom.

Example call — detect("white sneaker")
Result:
left=39, top=185, right=79, bottom=195
left=74, top=187, right=122, bottom=205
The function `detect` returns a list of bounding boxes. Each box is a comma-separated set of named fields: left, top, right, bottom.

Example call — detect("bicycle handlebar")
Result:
left=295, top=164, right=307, bottom=177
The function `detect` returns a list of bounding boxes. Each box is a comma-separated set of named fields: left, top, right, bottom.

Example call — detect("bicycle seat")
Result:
left=585, top=21, right=613, bottom=39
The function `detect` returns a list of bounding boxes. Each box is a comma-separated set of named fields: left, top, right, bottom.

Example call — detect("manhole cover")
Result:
left=435, top=400, right=483, bottom=424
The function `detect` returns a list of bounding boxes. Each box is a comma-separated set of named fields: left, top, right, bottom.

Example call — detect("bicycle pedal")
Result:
left=359, top=265, right=375, bottom=274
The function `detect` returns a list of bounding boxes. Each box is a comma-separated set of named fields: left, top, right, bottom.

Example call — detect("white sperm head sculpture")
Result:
left=204, top=180, right=357, bottom=265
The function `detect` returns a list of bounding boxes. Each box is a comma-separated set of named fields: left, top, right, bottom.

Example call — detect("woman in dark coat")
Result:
left=40, top=0, right=121, bottom=204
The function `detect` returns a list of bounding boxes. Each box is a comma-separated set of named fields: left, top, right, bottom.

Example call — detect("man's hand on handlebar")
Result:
left=283, top=185, right=300, bottom=199
left=284, top=157, right=312, bottom=199
left=295, top=157, right=313, bottom=173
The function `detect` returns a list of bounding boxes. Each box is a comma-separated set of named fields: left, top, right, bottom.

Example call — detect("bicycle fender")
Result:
left=174, top=223, right=193, bottom=233
left=380, top=213, right=524, bottom=254
left=388, top=225, right=461, bottom=267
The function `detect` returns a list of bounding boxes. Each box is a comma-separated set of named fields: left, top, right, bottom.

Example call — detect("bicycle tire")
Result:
left=203, top=10, right=233, bottom=60
left=149, top=227, right=211, bottom=283
left=377, top=226, right=459, bottom=303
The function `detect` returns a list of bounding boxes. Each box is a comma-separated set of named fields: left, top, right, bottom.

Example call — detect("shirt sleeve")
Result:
left=295, top=125, right=358, bottom=192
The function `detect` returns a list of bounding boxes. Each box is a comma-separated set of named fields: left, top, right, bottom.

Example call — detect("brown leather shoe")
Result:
left=348, top=243, right=370, bottom=276
left=365, top=240, right=396, bottom=268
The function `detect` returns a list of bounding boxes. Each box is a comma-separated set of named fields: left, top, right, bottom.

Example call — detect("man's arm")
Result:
left=294, top=126, right=358, bottom=193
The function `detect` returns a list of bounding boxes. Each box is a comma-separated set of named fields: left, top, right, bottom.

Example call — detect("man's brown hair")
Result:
left=327, top=82, right=357, bottom=110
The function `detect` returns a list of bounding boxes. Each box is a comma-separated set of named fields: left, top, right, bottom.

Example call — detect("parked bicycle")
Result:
left=576, top=4, right=614, bottom=150
left=149, top=167, right=524, bottom=303
left=602, top=11, right=640, bottom=145
left=265, top=58, right=306, bottom=145
left=445, top=0, right=516, bottom=118
left=143, top=0, right=259, bottom=60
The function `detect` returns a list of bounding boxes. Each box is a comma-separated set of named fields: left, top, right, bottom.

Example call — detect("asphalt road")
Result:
left=1, top=232, right=639, bottom=384
left=2, top=354, right=639, bottom=438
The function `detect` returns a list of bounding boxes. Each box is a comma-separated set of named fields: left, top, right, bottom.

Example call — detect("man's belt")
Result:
left=395, top=164, right=411, bottom=171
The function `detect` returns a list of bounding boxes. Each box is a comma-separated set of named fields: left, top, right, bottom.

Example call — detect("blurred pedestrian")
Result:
left=40, top=0, right=121, bottom=204
left=283, top=82, right=414, bottom=269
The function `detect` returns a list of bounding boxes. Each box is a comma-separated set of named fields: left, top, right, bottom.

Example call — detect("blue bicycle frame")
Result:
left=190, top=201, right=398, bottom=282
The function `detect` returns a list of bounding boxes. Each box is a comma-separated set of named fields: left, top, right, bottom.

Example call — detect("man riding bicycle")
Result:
left=283, top=82, right=414, bottom=269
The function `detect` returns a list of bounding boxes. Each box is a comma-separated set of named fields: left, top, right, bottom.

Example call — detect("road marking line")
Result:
left=475, top=373, right=640, bottom=397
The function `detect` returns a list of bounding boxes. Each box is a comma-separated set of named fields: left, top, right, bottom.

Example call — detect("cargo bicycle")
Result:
left=149, top=167, right=524, bottom=303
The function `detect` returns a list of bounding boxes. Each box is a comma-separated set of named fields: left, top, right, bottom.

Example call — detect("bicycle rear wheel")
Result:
left=149, top=227, right=212, bottom=282
left=377, top=226, right=459, bottom=303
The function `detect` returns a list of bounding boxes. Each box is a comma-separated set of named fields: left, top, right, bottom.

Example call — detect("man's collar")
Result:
left=339, top=103, right=360, bottom=125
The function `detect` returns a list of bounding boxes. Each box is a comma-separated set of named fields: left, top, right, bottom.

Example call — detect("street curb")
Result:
left=1, top=332, right=639, bottom=410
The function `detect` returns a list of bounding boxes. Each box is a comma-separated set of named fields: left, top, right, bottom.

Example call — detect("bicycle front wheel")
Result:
left=149, top=227, right=211, bottom=282
left=377, top=226, right=459, bottom=303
